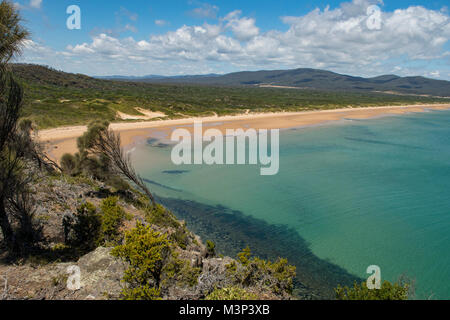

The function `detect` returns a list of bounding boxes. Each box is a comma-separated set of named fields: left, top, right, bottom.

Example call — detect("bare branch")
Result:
left=89, top=128, right=156, bottom=206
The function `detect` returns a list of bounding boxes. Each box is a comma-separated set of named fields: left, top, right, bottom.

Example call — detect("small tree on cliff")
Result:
left=0, top=2, right=47, bottom=252
left=70, top=121, right=156, bottom=206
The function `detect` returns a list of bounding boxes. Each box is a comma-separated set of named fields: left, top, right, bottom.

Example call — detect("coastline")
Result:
left=39, top=103, right=450, bottom=162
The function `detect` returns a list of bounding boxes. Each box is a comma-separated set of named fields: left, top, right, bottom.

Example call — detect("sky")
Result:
left=12, top=0, right=450, bottom=79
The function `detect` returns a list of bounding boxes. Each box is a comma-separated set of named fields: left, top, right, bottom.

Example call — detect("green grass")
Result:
left=13, top=64, right=450, bottom=129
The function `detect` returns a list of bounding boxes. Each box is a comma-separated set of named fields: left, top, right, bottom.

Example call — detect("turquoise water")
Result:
left=131, top=110, right=450, bottom=299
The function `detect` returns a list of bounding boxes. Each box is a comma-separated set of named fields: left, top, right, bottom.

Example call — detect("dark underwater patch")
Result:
left=142, top=179, right=183, bottom=192
left=162, top=170, right=190, bottom=175
left=157, top=195, right=362, bottom=299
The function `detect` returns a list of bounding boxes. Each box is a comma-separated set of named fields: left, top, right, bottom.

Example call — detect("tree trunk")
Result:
left=0, top=201, right=15, bottom=250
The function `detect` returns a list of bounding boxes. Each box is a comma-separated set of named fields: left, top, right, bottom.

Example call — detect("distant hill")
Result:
left=131, top=68, right=450, bottom=97
left=12, top=64, right=111, bottom=90
left=10, top=63, right=450, bottom=129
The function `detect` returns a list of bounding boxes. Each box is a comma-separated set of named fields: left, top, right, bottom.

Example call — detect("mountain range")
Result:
left=98, top=68, right=450, bottom=97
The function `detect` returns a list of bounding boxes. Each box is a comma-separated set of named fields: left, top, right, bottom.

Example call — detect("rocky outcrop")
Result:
left=0, top=247, right=126, bottom=300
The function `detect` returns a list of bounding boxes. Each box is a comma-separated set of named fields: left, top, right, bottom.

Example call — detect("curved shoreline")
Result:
left=39, top=103, right=450, bottom=162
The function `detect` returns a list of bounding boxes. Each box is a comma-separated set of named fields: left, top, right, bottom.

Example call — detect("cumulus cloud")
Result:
left=20, top=0, right=450, bottom=78
left=224, top=10, right=259, bottom=41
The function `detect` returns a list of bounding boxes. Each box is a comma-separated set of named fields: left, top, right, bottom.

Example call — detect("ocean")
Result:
left=131, top=109, right=450, bottom=299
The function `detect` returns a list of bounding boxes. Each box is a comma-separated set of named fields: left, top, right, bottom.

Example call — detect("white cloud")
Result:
left=224, top=10, right=259, bottom=41
left=20, top=0, right=450, bottom=78
left=188, top=3, right=219, bottom=19
left=14, top=0, right=42, bottom=10
left=29, top=0, right=42, bottom=9
left=155, top=20, right=169, bottom=27
left=427, top=71, right=441, bottom=78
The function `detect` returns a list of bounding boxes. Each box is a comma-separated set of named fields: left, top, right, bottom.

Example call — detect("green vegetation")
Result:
left=206, top=286, right=257, bottom=300
left=63, top=198, right=129, bottom=252
left=206, top=240, right=216, bottom=258
left=0, top=0, right=50, bottom=255
left=227, top=247, right=297, bottom=295
left=162, top=252, right=202, bottom=288
left=61, top=119, right=156, bottom=205
left=111, top=222, right=171, bottom=300
left=99, top=196, right=130, bottom=245
left=335, top=281, right=410, bottom=300
left=11, top=64, right=450, bottom=129
left=63, top=202, right=101, bottom=252
left=0, top=1, right=30, bottom=65
left=145, top=203, right=181, bottom=229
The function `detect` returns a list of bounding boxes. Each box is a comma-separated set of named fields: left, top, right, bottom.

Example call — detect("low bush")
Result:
left=99, top=196, right=129, bottom=245
left=112, top=222, right=172, bottom=300
left=206, top=240, right=216, bottom=258
left=335, top=281, right=410, bottom=300
left=63, top=202, right=101, bottom=252
left=232, top=247, right=297, bottom=295
left=206, top=286, right=257, bottom=300
left=145, top=204, right=180, bottom=229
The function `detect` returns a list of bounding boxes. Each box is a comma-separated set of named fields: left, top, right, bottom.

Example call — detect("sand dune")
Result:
left=116, top=108, right=167, bottom=120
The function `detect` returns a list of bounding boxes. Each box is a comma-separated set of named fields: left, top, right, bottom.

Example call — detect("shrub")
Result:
left=206, top=286, right=258, bottom=300
left=121, top=285, right=162, bottom=301
left=60, top=153, right=78, bottom=176
left=206, top=240, right=216, bottom=257
left=63, top=202, right=101, bottom=252
left=237, top=246, right=251, bottom=265
left=162, top=253, right=201, bottom=288
left=335, top=281, right=409, bottom=300
left=112, top=222, right=171, bottom=300
left=145, top=204, right=180, bottom=229
left=233, top=247, right=296, bottom=295
left=99, top=196, right=128, bottom=245
left=170, top=228, right=189, bottom=250
left=63, top=198, right=129, bottom=251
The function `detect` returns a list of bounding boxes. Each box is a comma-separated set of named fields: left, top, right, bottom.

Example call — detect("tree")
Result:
left=0, top=71, right=24, bottom=250
left=76, top=121, right=156, bottom=206
left=0, top=0, right=30, bottom=65
left=0, top=2, right=45, bottom=253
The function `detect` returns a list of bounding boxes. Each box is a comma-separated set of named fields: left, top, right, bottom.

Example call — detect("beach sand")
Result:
left=39, top=104, right=450, bottom=162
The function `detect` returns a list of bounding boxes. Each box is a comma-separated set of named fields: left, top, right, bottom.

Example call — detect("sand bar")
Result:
left=39, top=104, right=450, bottom=162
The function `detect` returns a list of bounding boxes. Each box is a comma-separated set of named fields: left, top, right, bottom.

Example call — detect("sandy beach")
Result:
left=39, top=104, right=450, bottom=162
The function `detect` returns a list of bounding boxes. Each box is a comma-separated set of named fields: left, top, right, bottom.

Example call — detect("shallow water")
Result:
left=131, top=110, right=450, bottom=299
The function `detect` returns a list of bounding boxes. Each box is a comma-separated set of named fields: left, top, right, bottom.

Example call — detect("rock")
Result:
left=195, top=257, right=235, bottom=296
left=74, top=247, right=127, bottom=300
left=0, top=247, right=127, bottom=300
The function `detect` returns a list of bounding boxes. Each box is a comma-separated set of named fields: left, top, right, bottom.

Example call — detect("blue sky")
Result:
left=14, top=0, right=450, bottom=79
